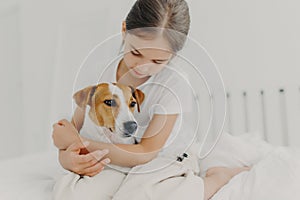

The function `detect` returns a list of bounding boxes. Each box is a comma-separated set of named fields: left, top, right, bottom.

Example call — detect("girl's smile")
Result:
left=132, top=68, right=145, bottom=77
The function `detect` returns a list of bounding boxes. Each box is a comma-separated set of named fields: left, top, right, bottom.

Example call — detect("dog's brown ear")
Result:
left=73, top=85, right=97, bottom=108
left=133, top=89, right=145, bottom=113
left=129, top=85, right=145, bottom=112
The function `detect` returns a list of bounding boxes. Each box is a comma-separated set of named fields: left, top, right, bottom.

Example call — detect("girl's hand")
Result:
left=52, top=119, right=80, bottom=150
left=59, top=141, right=111, bottom=177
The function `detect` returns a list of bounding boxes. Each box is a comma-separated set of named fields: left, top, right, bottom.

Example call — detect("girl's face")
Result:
left=122, top=33, right=174, bottom=79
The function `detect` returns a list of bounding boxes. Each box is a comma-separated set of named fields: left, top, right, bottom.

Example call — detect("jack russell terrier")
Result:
left=71, top=82, right=145, bottom=147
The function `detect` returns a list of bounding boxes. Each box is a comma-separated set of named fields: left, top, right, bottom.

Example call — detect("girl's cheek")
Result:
left=122, top=57, right=131, bottom=69
left=123, top=54, right=136, bottom=66
left=148, top=66, right=164, bottom=75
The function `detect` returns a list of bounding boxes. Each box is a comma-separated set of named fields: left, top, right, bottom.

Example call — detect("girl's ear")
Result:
left=73, top=85, right=97, bottom=108
left=122, top=20, right=126, bottom=39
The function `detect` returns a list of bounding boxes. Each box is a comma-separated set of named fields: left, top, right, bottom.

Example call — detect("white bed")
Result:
left=0, top=150, right=61, bottom=200
left=1, top=131, right=300, bottom=200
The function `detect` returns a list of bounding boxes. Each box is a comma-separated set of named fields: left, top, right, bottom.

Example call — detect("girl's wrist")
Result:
left=77, top=136, right=90, bottom=154
left=59, top=136, right=82, bottom=151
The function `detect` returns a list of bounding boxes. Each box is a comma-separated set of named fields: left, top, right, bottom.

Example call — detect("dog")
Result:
left=72, top=82, right=145, bottom=145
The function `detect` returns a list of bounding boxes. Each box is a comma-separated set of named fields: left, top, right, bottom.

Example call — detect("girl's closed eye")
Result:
left=131, top=50, right=164, bottom=65
left=131, top=50, right=140, bottom=56
left=153, top=60, right=164, bottom=65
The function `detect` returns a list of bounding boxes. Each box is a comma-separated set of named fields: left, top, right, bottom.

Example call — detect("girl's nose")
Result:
left=135, top=64, right=149, bottom=73
left=136, top=59, right=148, bottom=67
left=135, top=61, right=153, bottom=72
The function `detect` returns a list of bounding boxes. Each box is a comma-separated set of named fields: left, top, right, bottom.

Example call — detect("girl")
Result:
left=52, top=0, right=249, bottom=199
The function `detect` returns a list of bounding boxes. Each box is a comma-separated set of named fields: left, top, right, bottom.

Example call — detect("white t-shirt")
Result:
left=74, top=41, right=197, bottom=158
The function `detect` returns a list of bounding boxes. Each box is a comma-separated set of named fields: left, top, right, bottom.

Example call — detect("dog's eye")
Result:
left=104, top=99, right=117, bottom=107
left=130, top=101, right=136, bottom=107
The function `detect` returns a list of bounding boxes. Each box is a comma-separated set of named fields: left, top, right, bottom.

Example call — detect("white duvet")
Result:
left=211, top=147, right=300, bottom=200
left=199, top=132, right=300, bottom=200
left=0, top=132, right=299, bottom=200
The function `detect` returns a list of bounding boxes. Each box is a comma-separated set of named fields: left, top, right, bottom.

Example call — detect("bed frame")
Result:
left=221, top=86, right=300, bottom=146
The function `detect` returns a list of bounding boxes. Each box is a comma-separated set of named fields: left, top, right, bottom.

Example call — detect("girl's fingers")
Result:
left=82, top=161, right=107, bottom=175
left=76, top=149, right=109, bottom=164
left=77, top=150, right=108, bottom=164
left=58, top=119, right=69, bottom=126
left=80, top=157, right=100, bottom=168
left=100, top=158, right=111, bottom=166
left=66, top=141, right=111, bottom=176
left=53, top=119, right=69, bottom=129
left=52, top=123, right=60, bottom=129
left=58, top=119, right=78, bottom=131
left=78, top=150, right=110, bottom=169
left=75, top=158, right=109, bottom=176
left=85, top=166, right=105, bottom=177
left=76, top=153, right=98, bottom=164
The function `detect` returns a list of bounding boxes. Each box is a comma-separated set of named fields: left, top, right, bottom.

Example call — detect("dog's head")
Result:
left=73, top=83, right=145, bottom=138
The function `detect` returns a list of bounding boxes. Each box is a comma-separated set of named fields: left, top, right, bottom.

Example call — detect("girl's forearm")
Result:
left=81, top=136, right=158, bottom=167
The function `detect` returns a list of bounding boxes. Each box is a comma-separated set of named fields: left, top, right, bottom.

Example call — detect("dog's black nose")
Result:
left=123, top=121, right=138, bottom=135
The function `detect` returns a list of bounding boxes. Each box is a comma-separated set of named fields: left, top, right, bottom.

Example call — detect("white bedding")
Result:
left=0, top=132, right=299, bottom=200
left=211, top=147, right=300, bottom=200
left=0, top=150, right=65, bottom=200
left=199, top=132, right=300, bottom=200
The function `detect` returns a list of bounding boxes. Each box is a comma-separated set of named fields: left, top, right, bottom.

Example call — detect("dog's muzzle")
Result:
left=123, top=121, right=138, bottom=136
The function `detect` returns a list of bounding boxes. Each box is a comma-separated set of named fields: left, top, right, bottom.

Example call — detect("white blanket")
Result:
left=53, top=149, right=204, bottom=200
left=199, top=132, right=300, bottom=200
left=211, top=147, right=300, bottom=200
left=1, top=132, right=300, bottom=200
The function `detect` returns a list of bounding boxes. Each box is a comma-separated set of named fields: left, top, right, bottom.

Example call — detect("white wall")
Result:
left=187, top=0, right=300, bottom=89
left=0, top=0, right=299, bottom=160
left=186, top=0, right=300, bottom=145
left=0, top=0, right=22, bottom=159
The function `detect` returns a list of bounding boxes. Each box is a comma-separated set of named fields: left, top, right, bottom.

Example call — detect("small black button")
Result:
left=177, top=156, right=183, bottom=162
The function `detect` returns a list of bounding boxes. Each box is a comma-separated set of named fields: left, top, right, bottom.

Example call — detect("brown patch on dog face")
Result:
left=114, top=83, right=145, bottom=113
left=115, top=83, right=135, bottom=111
left=89, top=84, right=120, bottom=131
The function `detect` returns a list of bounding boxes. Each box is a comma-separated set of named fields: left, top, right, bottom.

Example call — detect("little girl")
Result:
left=52, top=0, right=249, bottom=199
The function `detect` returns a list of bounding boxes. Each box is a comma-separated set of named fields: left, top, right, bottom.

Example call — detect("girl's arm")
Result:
left=52, top=107, right=85, bottom=150
left=81, top=114, right=178, bottom=167
left=53, top=113, right=178, bottom=167
left=71, top=106, right=85, bottom=131
left=53, top=107, right=111, bottom=177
